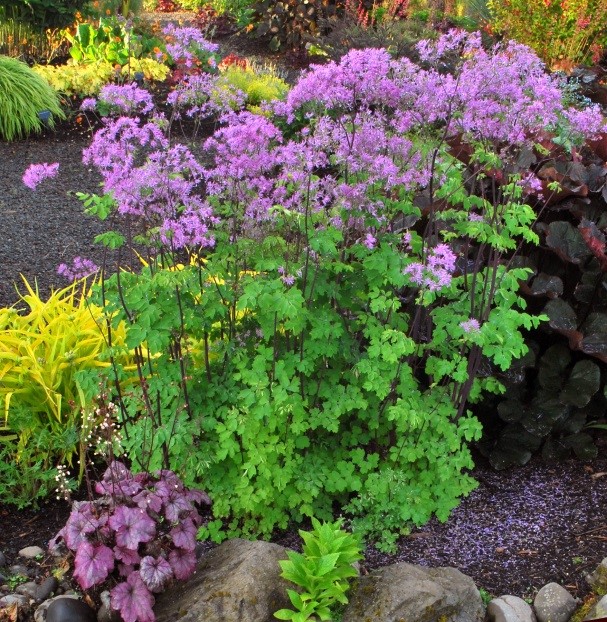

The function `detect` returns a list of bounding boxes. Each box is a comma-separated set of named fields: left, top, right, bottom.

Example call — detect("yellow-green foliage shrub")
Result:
left=216, top=65, right=289, bottom=111
left=0, top=55, right=65, bottom=141
left=32, top=58, right=169, bottom=97
left=0, top=278, right=128, bottom=503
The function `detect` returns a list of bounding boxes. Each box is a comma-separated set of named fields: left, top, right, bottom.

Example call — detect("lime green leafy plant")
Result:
left=0, top=55, right=65, bottom=141
left=275, top=518, right=363, bottom=622
left=216, top=64, right=289, bottom=111
left=33, top=58, right=169, bottom=97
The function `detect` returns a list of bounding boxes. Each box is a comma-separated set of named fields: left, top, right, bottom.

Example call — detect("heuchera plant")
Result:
left=51, top=461, right=210, bottom=622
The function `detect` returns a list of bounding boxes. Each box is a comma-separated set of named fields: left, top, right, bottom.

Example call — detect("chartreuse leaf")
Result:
left=276, top=519, right=361, bottom=621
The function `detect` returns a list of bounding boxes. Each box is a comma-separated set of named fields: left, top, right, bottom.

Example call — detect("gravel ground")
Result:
left=0, top=131, right=108, bottom=308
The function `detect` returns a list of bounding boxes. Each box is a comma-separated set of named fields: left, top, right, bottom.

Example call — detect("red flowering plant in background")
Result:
left=51, top=461, right=210, bottom=622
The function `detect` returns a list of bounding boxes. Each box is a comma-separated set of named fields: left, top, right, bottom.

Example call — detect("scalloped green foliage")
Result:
left=0, top=55, right=65, bottom=141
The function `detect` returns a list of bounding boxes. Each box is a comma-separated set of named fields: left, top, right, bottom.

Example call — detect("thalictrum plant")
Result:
left=74, top=30, right=605, bottom=550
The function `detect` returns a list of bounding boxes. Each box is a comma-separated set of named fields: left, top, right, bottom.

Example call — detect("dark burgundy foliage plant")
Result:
left=51, top=461, right=210, bottom=622
left=155, top=0, right=178, bottom=12
left=477, top=120, right=607, bottom=469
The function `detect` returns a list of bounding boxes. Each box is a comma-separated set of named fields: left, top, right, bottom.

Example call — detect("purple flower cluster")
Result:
left=96, top=83, right=155, bottom=117
left=460, top=318, right=481, bottom=333
left=167, top=73, right=246, bottom=120
left=163, top=24, right=219, bottom=69
left=83, top=116, right=217, bottom=249
left=78, top=30, right=607, bottom=288
left=281, top=32, right=605, bottom=147
left=22, top=162, right=59, bottom=190
left=404, top=244, right=457, bottom=292
left=57, top=257, right=100, bottom=282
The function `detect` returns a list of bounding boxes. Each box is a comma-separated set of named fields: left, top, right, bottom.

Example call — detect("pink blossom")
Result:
left=363, top=233, right=376, bottom=249
left=404, top=244, right=457, bottom=292
left=57, top=257, right=100, bottom=282
left=460, top=318, right=481, bottom=333
left=22, top=162, right=59, bottom=190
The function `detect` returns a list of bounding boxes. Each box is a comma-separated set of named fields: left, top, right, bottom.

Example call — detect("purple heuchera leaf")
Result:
left=114, top=545, right=141, bottom=566
left=133, top=488, right=164, bottom=514
left=168, top=548, right=196, bottom=581
left=64, top=502, right=106, bottom=551
left=73, top=542, right=115, bottom=589
left=164, top=493, right=193, bottom=522
left=111, top=571, right=155, bottom=622
left=118, top=563, right=136, bottom=577
left=109, top=506, right=156, bottom=550
left=140, top=555, right=173, bottom=592
left=186, top=488, right=211, bottom=507
left=169, top=519, right=197, bottom=551
left=96, top=461, right=143, bottom=497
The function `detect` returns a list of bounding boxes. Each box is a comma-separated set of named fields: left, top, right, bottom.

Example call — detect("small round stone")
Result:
left=534, top=583, right=577, bottom=622
left=18, top=546, right=45, bottom=560
left=35, top=577, right=59, bottom=603
left=16, top=580, right=38, bottom=599
left=46, top=597, right=97, bottom=622
left=0, top=593, right=29, bottom=608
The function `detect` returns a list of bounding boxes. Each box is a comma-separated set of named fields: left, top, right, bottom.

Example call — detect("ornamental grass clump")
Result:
left=0, top=55, right=65, bottom=141
left=0, top=277, right=130, bottom=505
left=75, top=30, right=606, bottom=551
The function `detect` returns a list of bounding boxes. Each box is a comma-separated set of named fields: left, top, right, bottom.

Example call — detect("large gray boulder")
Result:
left=153, top=539, right=292, bottom=622
left=342, top=562, right=484, bottom=622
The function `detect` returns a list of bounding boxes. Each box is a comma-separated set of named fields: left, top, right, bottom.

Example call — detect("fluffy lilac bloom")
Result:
left=428, top=244, right=456, bottom=273
left=518, top=172, right=544, bottom=198
left=416, top=30, right=481, bottom=64
left=285, top=47, right=394, bottom=115
left=460, top=318, right=481, bottom=333
left=562, top=105, right=607, bottom=140
left=83, top=117, right=168, bottom=198
left=468, top=213, right=484, bottom=222
left=112, top=143, right=204, bottom=214
left=160, top=205, right=217, bottom=250
left=404, top=244, right=457, bottom=292
left=80, top=97, right=97, bottom=111
left=168, top=73, right=245, bottom=119
left=57, top=257, right=100, bottom=282
left=204, top=112, right=283, bottom=216
left=163, top=24, right=218, bottom=69
left=205, top=111, right=282, bottom=182
left=97, top=83, right=154, bottom=116
left=363, top=233, right=376, bottom=249
left=22, top=162, right=59, bottom=190
left=281, top=274, right=296, bottom=286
